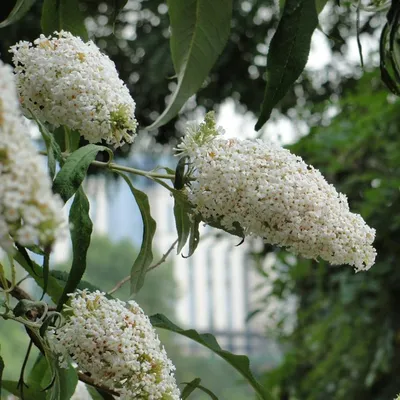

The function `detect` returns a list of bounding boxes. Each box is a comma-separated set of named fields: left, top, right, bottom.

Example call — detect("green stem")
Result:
left=91, top=160, right=176, bottom=180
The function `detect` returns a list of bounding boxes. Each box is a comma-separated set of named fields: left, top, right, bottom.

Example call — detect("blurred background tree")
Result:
left=1, top=0, right=398, bottom=399
left=0, top=235, right=254, bottom=399
left=0, top=0, right=382, bottom=145
left=258, top=70, right=400, bottom=400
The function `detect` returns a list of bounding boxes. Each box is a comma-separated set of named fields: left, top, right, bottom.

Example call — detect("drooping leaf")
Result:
left=67, top=129, right=82, bottom=153
left=3, top=381, right=45, bottom=400
left=48, top=362, right=78, bottom=400
left=116, top=172, right=156, bottom=294
left=87, top=386, right=116, bottom=400
left=255, top=0, right=318, bottom=130
left=380, top=4, right=400, bottom=95
left=41, top=0, right=88, bottom=40
left=206, top=218, right=245, bottom=239
left=181, top=378, right=202, bottom=399
left=13, top=250, right=64, bottom=304
left=50, top=270, right=110, bottom=296
left=150, top=314, right=272, bottom=400
left=174, top=156, right=189, bottom=190
left=0, top=0, right=37, bottom=28
left=173, top=192, right=192, bottom=254
left=111, top=0, right=128, bottom=28
left=25, top=244, right=45, bottom=256
left=3, top=380, right=45, bottom=400
left=147, top=0, right=232, bottom=130
left=53, top=144, right=108, bottom=202
left=27, top=354, right=49, bottom=387
left=27, top=353, right=76, bottom=400
left=57, top=187, right=93, bottom=311
left=182, top=381, right=219, bottom=400
left=0, top=353, right=4, bottom=396
left=32, top=113, right=62, bottom=180
left=42, top=247, right=51, bottom=300
left=184, top=213, right=201, bottom=258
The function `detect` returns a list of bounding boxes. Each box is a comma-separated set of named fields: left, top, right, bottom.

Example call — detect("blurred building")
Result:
left=53, top=173, right=280, bottom=365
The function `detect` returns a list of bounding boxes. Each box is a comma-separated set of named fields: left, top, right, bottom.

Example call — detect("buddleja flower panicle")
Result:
left=178, top=113, right=376, bottom=271
left=47, top=290, right=180, bottom=400
left=0, top=61, right=65, bottom=253
left=10, top=31, right=137, bottom=147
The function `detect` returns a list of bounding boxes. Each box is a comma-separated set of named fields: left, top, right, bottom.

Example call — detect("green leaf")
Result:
left=2, top=380, right=46, bottom=400
left=174, top=156, right=189, bottom=190
left=150, top=314, right=272, bottom=400
left=47, top=358, right=78, bottom=400
left=206, top=218, right=245, bottom=239
left=14, top=250, right=64, bottom=304
left=50, top=270, right=108, bottom=295
left=182, top=381, right=219, bottom=400
left=41, top=0, right=88, bottom=40
left=255, top=0, right=318, bottom=130
left=184, top=213, right=201, bottom=258
left=67, top=129, right=82, bottom=153
left=42, top=247, right=51, bottom=300
left=147, top=0, right=232, bottom=130
left=57, top=187, right=93, bottom=310
left=0, top=353, right=4, bottom=396
left=53, top=144, right=107, bottom=202
left=111, top=0, right=128, bottom=28
left=27, top=354, right=49, bottom=387
left=33, top=117, right=62, bottom=180
left=173, top=192, right=192, bottom=254
left=0, top=0, right=37, bottom=28
left=182, top=378, right=202, bottom=399
left=116, top=172, right=156, bottom=294
left=34, top=350, right=78, bottom=400
left=87, top=386, right=115, bottom=400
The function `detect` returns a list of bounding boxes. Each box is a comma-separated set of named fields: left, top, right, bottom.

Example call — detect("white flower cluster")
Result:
left=10, top=31, right=137, bottom=147
left=0, top=61, right=64, bottom=253
left=177, top=113, right=376, bottom=271
left=47, top=290, right=180, bottom=400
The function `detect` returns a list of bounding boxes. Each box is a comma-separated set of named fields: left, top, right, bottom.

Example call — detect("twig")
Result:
left=107, top=275, right=130, bottom=296
left=16, top=274, right=31, bottom=287
left=92, top=160, right=176, bottom=180
left=147, top=238, right=178, bottom=272
left=0, top=279, right=120, bottom=397
left=108, top=238, right=179, bottom=295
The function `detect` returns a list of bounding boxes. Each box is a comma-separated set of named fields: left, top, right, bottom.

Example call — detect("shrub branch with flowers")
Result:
left=0, top=0, right=396, bottom=399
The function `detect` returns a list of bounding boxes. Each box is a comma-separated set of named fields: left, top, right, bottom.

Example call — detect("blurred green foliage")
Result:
left=0, top=236, right=255, bottom=399
left=0, top=0, right=382, bottom=144
left=261, top=70, right=400, bottom=400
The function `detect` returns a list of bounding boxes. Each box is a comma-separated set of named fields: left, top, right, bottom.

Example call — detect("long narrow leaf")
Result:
left=0, top=354, right=3, bottom=396
left=33, top=116, right=62, bottom=179
left=184, top=214, right=201, bottom=258
left=116, top=172, right=157, bottom=294
left=181, top=378, right=202, bottom=399
left=13, top=251, right=64, bottom=304
left=41, top=0, right=88, bottom=40
left=189, top=383, right=219, bottom=400
left=173, top=194, right=192, bottom=254
left=147, top=0, right=232, bottom=130
left=150, top=314, right=272, bottom=400
left=53, top=144, right=108, bottom=202
left=2, top=380, right=45, bottom=400
left=255, top=0, right=318, bottom=130
left=111, top=0, right=128, bottom=28
left=57, top=187, right=93, bottom=310
left=0, top=0, right=37, bottom=28
left=182, top=378, right=219, bottom=399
